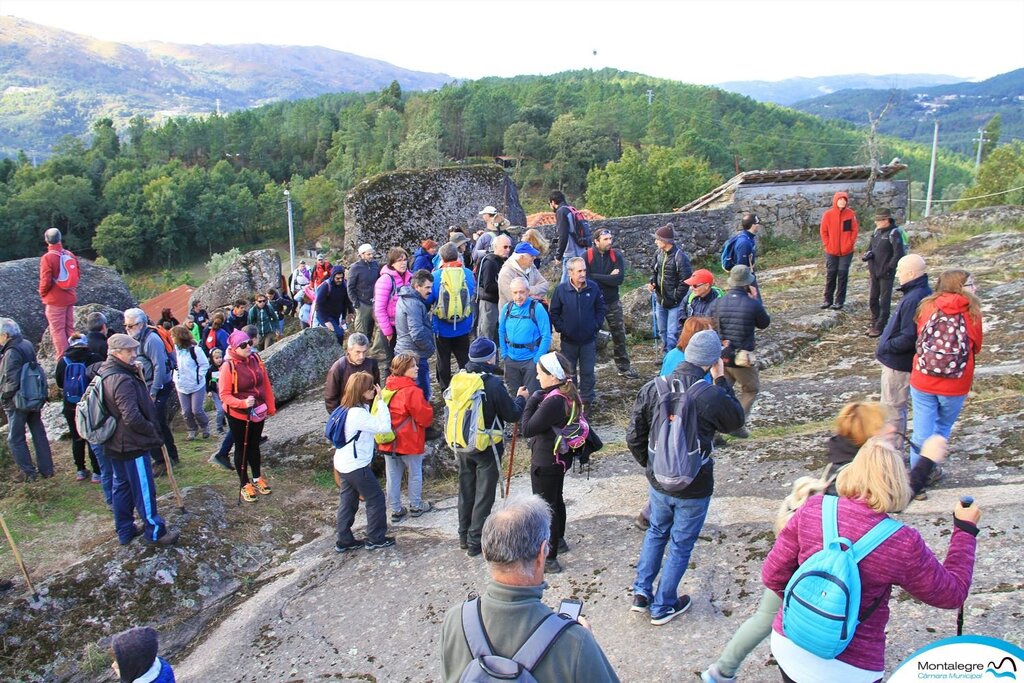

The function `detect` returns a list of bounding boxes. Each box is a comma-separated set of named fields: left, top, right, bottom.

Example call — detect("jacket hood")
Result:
left=826, top=434, right=860, bottom=465
left=465, top=361, right=498, bottom=374
left=397, top=284, right=423, bottom=300
left=831, top=191, right=849, bottom=210
left=381, top=264, right=407, bottom=278
left=385, top=374, right=418, bottom=391
left=62, top=345, right=94, bottom=362
left=933, top=292, right=973, bottom=315
left=329, top=265, right=346, bottom=279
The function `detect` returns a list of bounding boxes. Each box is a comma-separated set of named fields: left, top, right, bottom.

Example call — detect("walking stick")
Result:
left=237, top=416, right=252, bottom=506
left=0, top=515, right=38, bottom=601
left=161, top=445, right=185, bottom=512
left=650, top=291, right=660, bottom=350
left=956, top=495, right=974, bottom=637
left=504, top=423, right=519, bottom=497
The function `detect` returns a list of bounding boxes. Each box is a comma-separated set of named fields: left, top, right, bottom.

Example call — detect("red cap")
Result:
left=421, top=239, right=438, bottom=250
left=684, top=269, right=715, bottom=286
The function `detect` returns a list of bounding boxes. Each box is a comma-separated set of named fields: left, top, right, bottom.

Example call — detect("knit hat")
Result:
left=112, top=627, right=158, bottom=683
left=514, top=242, right=540, bottom=257
left=468, top=337, right=497, bottom=362
left=727, top=265, right=755, bottom=287
left=421, top=239, right=438, bottom=250
left=654, top=225, right=675, bottom=243
left=684, top=269, right=715, bottom=286
left=228, top=329, right=251, bottom=349
left=685, top=330, right=723, bottom=368
left=107, top=333, right=140, bottom=351
left=68, top=335, right=88, bottom=348
left=874, top=208, right=893, bottom=220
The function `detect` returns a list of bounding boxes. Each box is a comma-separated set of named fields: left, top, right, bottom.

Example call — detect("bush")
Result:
left=206, top=248, right=242, bottom=276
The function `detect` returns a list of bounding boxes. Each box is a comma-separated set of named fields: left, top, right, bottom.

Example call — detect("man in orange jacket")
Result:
left=819, top=191, right=858, bottom=310
left=38, top=228, right=78, bottom=359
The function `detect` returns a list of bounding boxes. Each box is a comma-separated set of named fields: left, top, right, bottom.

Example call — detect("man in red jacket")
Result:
left=818, top=192, right=859, bottom=310
left=38, top=228, right=78, bottom=359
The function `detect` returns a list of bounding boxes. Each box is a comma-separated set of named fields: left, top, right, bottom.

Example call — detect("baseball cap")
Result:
left=684, top=269, right=715, bottom=286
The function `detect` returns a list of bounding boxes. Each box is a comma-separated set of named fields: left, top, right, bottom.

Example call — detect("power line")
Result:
left=908, top=184, right=1024, bottom=203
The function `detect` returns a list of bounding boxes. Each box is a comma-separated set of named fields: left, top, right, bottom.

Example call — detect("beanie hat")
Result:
left=228, top=329, right=251, bottom=349
left=685, top=330, right=723, bottom=368
left=468, top=337, right=497, bottom=362
left=112, top=627, right=158, bottom=683
left=654, top=225, right=675, bottom=243
left=727, top=265, right=755, bottom=288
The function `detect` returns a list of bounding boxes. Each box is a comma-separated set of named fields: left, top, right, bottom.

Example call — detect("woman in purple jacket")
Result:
left=762, top=437, right=979, bottom=683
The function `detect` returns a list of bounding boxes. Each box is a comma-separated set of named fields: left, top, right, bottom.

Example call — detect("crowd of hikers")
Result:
left=0, top=190, right=987, bottom=682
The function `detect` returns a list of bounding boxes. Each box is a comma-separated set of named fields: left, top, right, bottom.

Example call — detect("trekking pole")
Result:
left=504, top=423, right=519, bottom=497
left=237, top=416, right=251, bottom=506
left=161, top=445, right=185, bottom=513
left=956, top=495, right=974, bottom=637
left=0, top=515, right=38, bottom=601
left=650, top=291, right=659, bottom=350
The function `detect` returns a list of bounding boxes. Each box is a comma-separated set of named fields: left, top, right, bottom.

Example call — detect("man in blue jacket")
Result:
left=315, top=266, right=354, bottom=345
left=550, top=257, right=606, bottom=406
left=499, top=276, right=552, bottom=394
left=875, top=253, right=930, bottom=451
left=432, top=243, right=476, bottom=392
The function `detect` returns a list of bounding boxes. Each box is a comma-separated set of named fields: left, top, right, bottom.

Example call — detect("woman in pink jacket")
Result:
left=373, top=247, right=412, bottom=369
left=762, top=437, right=979, bottom=683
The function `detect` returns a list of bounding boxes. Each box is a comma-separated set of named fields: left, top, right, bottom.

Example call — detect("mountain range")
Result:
left=715, top=73, right=964, bottom=106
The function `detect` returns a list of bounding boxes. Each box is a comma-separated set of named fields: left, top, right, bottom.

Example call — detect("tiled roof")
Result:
left=141, top=284, right=195, bottom=324
left=525, top=209, right=606, bottom=228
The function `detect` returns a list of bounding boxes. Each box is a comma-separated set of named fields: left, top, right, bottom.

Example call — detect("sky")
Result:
left=3, top=0, right=1023, bottom=84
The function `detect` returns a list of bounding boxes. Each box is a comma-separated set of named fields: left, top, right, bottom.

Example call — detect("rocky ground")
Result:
left=1, top=218, right=1022, bottom=682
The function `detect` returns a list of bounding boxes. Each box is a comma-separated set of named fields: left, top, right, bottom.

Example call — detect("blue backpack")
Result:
left=325, top=405, right=360, bottom=449
left=782, top=495, right=902, bottom=659
left=62, top=361, right=88, bottom=404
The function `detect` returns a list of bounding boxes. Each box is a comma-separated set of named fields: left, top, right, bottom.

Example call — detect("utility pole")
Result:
left=646, top=89, right=654, bottom=105
left=284, top=189, right=295, bottom=279
left=925, top=121, right=939, bottom=217
left=973, top=128, right=990, bottom=170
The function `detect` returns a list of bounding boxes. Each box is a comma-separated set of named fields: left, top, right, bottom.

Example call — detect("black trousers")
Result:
left=436, top=334, right=470, bottom=391
left=62, top=403, right=100, bottom=473
left=458, top=449, right=501, bottom=552
left=823, top=253, right=853, bottom=306
left=868, top=275, right=895, bottom=328
left=531, top=464, right=566, bottom=560
left=228, top=414, right=265, bottom=487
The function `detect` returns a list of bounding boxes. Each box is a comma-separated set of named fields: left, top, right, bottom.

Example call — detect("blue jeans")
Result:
left=655, top=302, right=682, bottom=354
left=385, top=453, right=425, bottom=512
left=90, top=443, right=113, bottom=506
left=633, top=486, right=711, bottom=616
left=560, top=339, right=597, bottom=403
left=910, top=387, right=967, bottom=468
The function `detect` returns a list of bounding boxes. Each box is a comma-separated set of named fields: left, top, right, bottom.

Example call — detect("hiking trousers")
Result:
left=5, top=408, right=53, bottom=478
left=868, top=275, right=895, bottom=328
left=228, top=415, right=264, bottom=487
left=504, top=357, right=540, bottom=395
left=531, top=464, right=566, bottom=560
left=560, top=339, right=597, bottom=404
left=153, top=383, right=179, bottom=464
left=436, top=334, right=470, bottom=392
left=62, top=403, right=100, bottom=474
left=880, top=366, right=910, bottom=452
left=724, top=365, right=760, bottom=419
left=477, top=301, right=499, bottom=345
left=45, top=304, right=74, bottom=360
left=354, top=303, right=375, bottom=339
left=823, top=253, right=853, bottom=306
left=111, top=452, right=167, bottom=544
left=458, top=449, right=500, bottom=553
left=713, top=587, right=781, bottom=678
left=604, top=299, right=631, bottom=372
left=336, top=464, right=388, bottom=546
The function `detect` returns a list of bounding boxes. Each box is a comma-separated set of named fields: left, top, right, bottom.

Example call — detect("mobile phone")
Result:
left=558, top=599, right=583, bottom=620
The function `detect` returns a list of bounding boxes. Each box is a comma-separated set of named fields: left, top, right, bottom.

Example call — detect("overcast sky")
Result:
left=4, top=0, right=1023, bottom=84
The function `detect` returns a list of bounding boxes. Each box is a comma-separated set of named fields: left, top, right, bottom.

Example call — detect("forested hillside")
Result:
left=0, top=69, right=978, bottom=271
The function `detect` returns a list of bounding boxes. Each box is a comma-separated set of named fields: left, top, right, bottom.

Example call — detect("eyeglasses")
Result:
left=126, top=322, right=142, bottom=330
left=395, top=256, right=408, bottom=261
left=256, top=299, right=267, bottom=304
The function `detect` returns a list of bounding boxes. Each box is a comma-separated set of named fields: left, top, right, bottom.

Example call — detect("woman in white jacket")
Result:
left=334, top=371, right=395, bottom=552
left=171, top=325, right=211, bottom=440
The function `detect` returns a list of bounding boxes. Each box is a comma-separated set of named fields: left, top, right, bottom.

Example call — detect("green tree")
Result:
left=93, top=213, right=144, bottom=271
left=396, top=128, right=443, bottom=169
left=502, top=122, right=546, bottom=179
left=955, top=141, right=1024, bottom=210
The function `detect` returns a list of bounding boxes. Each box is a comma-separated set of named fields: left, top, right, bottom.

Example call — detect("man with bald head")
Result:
left=38, top=227, right=78, bottom=359
left=876, top=253, right=930, bottom=449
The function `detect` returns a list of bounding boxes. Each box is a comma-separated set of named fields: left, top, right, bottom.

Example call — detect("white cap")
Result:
left=358, top=243, right=374, bottom=255
left=479, top=206, right=498, bottom=215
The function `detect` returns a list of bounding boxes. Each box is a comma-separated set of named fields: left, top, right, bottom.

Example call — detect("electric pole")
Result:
left=646, top=89, right=654, bottom=105
left=973, top=128, right=990, bottom=170
left=284, top=189, right=295, bottom=279
left=925, top=121, right=939, bottom=218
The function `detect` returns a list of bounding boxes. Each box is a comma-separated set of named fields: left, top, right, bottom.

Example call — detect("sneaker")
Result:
left=425, top=426, right=443, bottom=441
left=391, top=507, right=408, bottom=522
left=650, top=595, right=692, bottom=625
left=143, top=529, right=180, bottom=547
left=364, top=536, right=396, bottom=550
left=119, top=524, right=145, bottom=546
left=409, top=501, right=432, bottom=517
left=217, top=426, right=226, bottom=435
left=210, top=453, right=233, bottom=471
left=91, top=472, right=101, bottom=484
left=240, top=483, right=258, bottom=502
left=914, top=490, right=928, bottom=501
left=634, top=514, right=650, bottom=531
left=618, top=368, right=640, bottom=379
left=459, top=536, right=469, bottom=550
left=557, top=538, right=570, bottom=554
left=253, top=476, right=272, bottom=495
left=467, top=546, right=482, bottom=557
left=335, top=539, right=363, bottom=553
left=544, top=558, right=563, bottom=574
left=830, top=303, right=844, bottom=311
left=820, top=302, right=832, bottom=309
left=186, top=431, right=197, bottom=441
left=631, top=593, right=650, bottom=612
left=202, top=431, right=211, bottom=439
left=730, top=427, right=750, bottom=439
left=713, top=435, right=728, bottom=447
left=701, top=663, right=737, bottom=683
left=76, top=470, right=88, bottom=481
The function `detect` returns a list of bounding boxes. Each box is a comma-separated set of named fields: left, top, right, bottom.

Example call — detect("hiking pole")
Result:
left=650, top=292, right=659, bottom=350
left=161, top=445, right=185, bottom=513
left=237, top=416, right=251, bottom=506
left=956, top=495, right=974, bottom=637
left=0, top=515, right=38, bottom=601
left=504, top=423, right=519, bottom=497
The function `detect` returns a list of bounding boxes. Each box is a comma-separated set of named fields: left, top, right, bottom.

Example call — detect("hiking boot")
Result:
left=730, top=427, right=750, bottom=439
left=650, top=595, right=692, bottom=625
left=820, top=302, right=833, bottom=309
left=914, top=490, right=929, bottom=501
left=867, top=326, right=882, bottom=338
left=0, top=578, right=12, bottom=591
left=91, top=472, right=101, bottom=484
left=187, top=431, right=197, bottom=441
left=467, top=546, right=482, bottom=558
left=144, top=529, right=180, bottom=547
left=713, top=435, right=727, bottom=447
left=701, top=663, right=737, bottom=683
left=630, top=593, right=650, bottom=612
left=927, top=464, right=945, bottom=487
left=391, top=507, right=408, bottom=522
left=634, top=514, right=650, bottom=531
left=618, top=368, right=640, bottom=379
left=210, top=452, right=232, bottom=471
left=253, top=476, right=272, bottom=495
left=459, top=536, right=469, bottom=550
left=120, top=524, right=145, bottom=546
left=830, top=303, right=844, bottom=310
left=240, top=483, right=258, bottom=502
left=557, top=538, right=570, bottom=554
left=202, top=430, right=211, bottom=439
left=335, top=539, right=363, bottom=553
left=76, top=470, right=88, bottom=481
left=12, top=471, right=36, bottom=483
left=409, top=501, right=432, bottom=517
left=544, top=558, right=563, bottom=574
left=425, top=426, right=443, bottom=441
left=364, top=536, right=396, bottom=550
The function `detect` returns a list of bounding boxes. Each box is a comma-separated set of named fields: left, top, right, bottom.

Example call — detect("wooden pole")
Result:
left=161, top=446, right=185, bottom=512
left=0, top=515, right=38, bottom=600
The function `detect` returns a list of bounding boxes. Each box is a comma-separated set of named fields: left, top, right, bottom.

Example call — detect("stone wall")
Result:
left=343, top=165, right=526, bottom=258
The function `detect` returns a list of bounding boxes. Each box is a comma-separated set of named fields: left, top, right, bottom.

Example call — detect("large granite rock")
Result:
left=0, top=258, right=135, bottom=344
left=343, top=165, right=526, bottom=257
left=261, top=326, right=342, bottom=406
left=188, top=249, right=281, bottom=313
left=37, top=304, right=126, bottom=362
left=620, top=285, right=657, bottom=339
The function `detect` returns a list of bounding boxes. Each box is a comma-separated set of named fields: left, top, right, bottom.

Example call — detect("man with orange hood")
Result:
left=819, top=191, right=858, bottom=310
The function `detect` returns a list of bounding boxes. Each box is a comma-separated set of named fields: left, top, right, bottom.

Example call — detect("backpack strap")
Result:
left=461, top=598, right=495, bottom=659
left=851, top=516, right=903, bottom=563
left=511, top=612, right=577, bottom=671
left=822, top=493, right=841, bottom=546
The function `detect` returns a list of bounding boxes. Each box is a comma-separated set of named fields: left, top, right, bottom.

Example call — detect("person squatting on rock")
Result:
left=333, top=371, right=395, bottom=552
left=648, top=224, right=693, bottom=354
left=549, top=256, right=605, bottom=408
left=55, top=332, right=104, bottom=481
left=315, top=266, right=354, bottom=346
left=475, top=234, right=511, bottom=345
left=170, top=324, right=211, bottom=441
left=110, top=626, right=176, bottom=683
left=627, top=330, right=744, bottom=625
left=38, top=227, right=78, bottom=360
left=819, top=191, right=859, bottom=310
left=1, top=317, right=54, bottom=482
left=499, top=276, right=551, bottom=396
left=862, top=208, right=906, bottom=337
left=439, top=494, right=620, bottom=683
left=584, top=228, right=639, bottom=379
left=220, top=329, right=276, bottom=503
left=378, top=353, right=435, bottom=522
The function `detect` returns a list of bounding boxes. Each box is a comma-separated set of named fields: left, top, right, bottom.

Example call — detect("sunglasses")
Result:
left=256, top=299, right=267, bottom=304
left=236, top=341, right=251, bottom=350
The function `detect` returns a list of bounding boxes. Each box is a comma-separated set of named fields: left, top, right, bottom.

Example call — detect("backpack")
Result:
left=720, top=234, right=741, bottom=271
left=782, top=495, right=902, bottom=659
left=75, top=371, right=118, bottom=444
left=889, top=225, right=909, bottom=252
left=648, top=377, right=711, bottom=492
left=546, top=389, right=590, bottom=457
left=457, top=597, right=576, bottom=683
left=436, top=267, right=471, bottom=323
left=205, top=327, right=218, bottom=351
left=566, top=206, right=592, bottom=248
left=54, top=250, right=80, bottom=290
left=584, top=246, right=616, bottom=268
left=444, top=372, right=502, bottom=454
left=325, top=405, right=361, bottom=449
left=144, top=325, right=177, bottom=371
left=62, top=360, right=88, bottom=404
left=13, top=348, right=48, bottom=411
left=373, top=386, right=414, bottom=445
left=915, top=309, right=970, bottom=378
left=502, top=300, right=541, bottom=351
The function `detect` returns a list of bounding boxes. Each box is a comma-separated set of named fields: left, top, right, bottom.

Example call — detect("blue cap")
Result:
left=514, top=242, right=540, bottom=257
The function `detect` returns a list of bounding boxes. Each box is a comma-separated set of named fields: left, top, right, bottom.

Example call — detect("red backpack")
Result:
left=54, top=250, right=80, bottom=290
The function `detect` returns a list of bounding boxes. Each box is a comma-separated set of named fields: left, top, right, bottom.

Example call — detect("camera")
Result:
left=861, top=251, right=874, bottom=262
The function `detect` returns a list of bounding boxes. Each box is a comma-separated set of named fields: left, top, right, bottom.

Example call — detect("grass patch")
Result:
left=759, top=234, right=822, bottom=266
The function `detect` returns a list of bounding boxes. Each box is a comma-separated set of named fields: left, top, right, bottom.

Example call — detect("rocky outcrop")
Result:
left=0, top=258, right=135, bottom=344
left=37, top=303, right=126, bottom=362
left=620, top=285, right=657, bottom=339
left=188, top=250, right=281, bottom=313
left=261, top=326, right=342, bottom=406
left=904, top=204, right=1024, bottom=241
left=343, top=165, right=526, bottom=256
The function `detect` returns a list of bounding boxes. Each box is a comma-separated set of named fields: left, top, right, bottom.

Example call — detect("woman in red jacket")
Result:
left=818, top=191, right=859, bottom=310
left=378, top=352, right=434, bottom=521
left=762, top=437, right=979, bottom=683
left=219, top=329, right=277, bottom=502
left=909, top=270, right=983, bottom=490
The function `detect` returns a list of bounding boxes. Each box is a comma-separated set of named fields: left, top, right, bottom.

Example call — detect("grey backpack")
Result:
left=649, top=377, right=711, bottom=492
left=75, top=371, right=118, bottom=445
left=458, top=598, right=575, bottom=682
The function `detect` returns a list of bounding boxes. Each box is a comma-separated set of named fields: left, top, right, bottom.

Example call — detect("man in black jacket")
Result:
left=475, top=234, right=511, bottom=344
left=647, top=225, right=692, bottom=354
left=99, top=334, right=180, bottom=546
left=875, top=254, right=930, bottom=451
left=626, top=330, right=744, bottom=625
left=711, top=265, right=770, bottom=438
left=863, top=208, right=906, bottom=337
left=0, top=318, right=53, bottom=482
left=347, top=244, right=380, bottom=341
left=585, top=229, right=638, bottom=379
left=550, top=258, right=606, bottom=406
left=455, top=337, right=528, bottom=558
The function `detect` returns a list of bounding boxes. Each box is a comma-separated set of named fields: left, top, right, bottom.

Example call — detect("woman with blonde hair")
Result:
left=521, top=228, right=549, bottom=269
